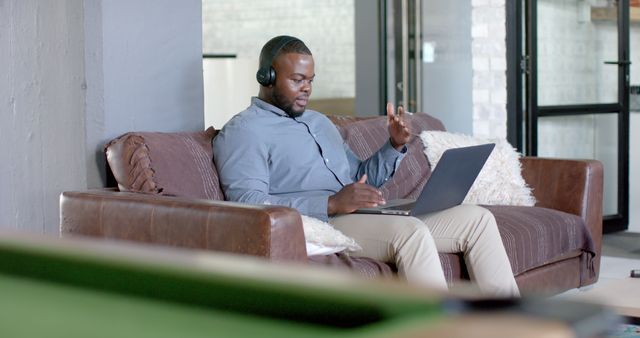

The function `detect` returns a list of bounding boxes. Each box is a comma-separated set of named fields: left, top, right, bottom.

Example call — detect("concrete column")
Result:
left=0, top=0, right=205, bottom=234
left=0, top=0, right=87, bottom=234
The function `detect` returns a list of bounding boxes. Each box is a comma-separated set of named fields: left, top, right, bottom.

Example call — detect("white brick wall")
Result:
left=538, top=0, right=602, bottom=106
left=202, top=0, right=355, bottom=99
left=471, top=0, right=507, bottom=139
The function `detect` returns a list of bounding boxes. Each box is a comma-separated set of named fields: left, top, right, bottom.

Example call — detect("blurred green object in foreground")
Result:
left=0, top=231, right=617, bottom=338
left=0, top=231, right=443, bottom=338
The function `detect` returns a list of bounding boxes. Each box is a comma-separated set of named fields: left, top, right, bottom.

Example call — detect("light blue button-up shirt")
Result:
left=213, top=97, right=406, bottom=221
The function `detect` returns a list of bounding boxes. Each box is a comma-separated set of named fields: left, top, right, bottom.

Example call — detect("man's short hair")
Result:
left=259, top=36, right=312, bottom=67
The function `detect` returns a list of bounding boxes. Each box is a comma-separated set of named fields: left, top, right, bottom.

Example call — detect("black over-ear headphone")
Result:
left=256, top=36, right=300, bottom=87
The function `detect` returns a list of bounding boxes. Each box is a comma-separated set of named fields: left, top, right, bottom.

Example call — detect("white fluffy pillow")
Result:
left=420, top=131, right=536, bottom=206
left=301, top=215, right=362, bottom=256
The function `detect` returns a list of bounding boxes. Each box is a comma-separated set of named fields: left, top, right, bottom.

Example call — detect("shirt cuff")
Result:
left=381, top=139, right=408, bottom=159
left=303, top=195, right=330, bottom=222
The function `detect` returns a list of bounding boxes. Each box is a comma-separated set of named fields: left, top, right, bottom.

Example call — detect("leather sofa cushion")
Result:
left=329, top=113, right=446, bottom=200
left=105, top=127, right=225, bottom=200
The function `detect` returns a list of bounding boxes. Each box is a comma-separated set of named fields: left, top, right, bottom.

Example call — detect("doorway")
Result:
left=383, top=0, right=475, bottom=135
left=512, top=0, right=632, bottom=233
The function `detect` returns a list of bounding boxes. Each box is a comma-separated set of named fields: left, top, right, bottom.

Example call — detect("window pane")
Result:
left=537, top=0, right=618, bottom=106
left=420, top=1, right=473, bottom=135
left=538, top=114, right=618, bottom=215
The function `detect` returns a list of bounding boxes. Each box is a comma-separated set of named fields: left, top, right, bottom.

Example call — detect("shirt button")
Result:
left=312, top=133, right=317, bottom=137
left=324, top=158, right=329, bottom=163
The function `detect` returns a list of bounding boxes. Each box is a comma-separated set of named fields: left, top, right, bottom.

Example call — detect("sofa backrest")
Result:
left=105, top=127, right=225, bottom=200
left=105, top=113, right=445, bottom=201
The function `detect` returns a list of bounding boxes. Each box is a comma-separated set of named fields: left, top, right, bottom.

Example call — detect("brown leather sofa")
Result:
left=60, top=113, right=603, bottom=296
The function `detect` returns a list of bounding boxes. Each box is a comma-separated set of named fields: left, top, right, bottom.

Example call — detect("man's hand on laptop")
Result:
left=328, top=175, right=386, bottom=216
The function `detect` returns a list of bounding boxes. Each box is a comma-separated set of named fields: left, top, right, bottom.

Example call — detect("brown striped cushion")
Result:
left=105, top=127, right=225, bottom=200
left=439, top=206, right=595, bottom=284
left=483, top=205, right=595, bottom=277
left=330, top=113, right=446, bottom=200
left=319, top=206, right=595, bottom=284
left=308, top=252, right=395, bottom=279
left=438, top=253, right=468, bottom=286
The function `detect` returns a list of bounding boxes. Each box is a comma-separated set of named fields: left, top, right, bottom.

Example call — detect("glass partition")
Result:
left=537, top=0, right=619, bottom=106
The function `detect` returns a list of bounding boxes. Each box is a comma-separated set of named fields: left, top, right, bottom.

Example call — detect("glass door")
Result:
left=525, top=0, right=631, bottom=232
left=384, top=0, right=475, bottom=136
left=629, top=2, right=639, bottom=232
left=384, top=0, right=422, bottom=113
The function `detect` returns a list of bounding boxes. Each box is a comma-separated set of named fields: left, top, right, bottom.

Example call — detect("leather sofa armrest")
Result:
left=59, top=190, right=308, bottom=262
left=520, top=157, right=603, bottom=257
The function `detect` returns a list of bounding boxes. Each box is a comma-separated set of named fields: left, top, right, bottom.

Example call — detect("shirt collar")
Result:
left=252, top=97, right=290, bottom=118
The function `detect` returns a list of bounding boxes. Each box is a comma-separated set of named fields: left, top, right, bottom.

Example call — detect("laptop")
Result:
left=354, top=143, right=495, bottom=217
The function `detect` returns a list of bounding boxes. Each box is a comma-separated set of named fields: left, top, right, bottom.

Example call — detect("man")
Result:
left=213, top=35, right=519, bottom=297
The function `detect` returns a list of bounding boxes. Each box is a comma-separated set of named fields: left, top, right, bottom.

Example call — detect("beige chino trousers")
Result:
left=330, top=204, right=520, bottom=297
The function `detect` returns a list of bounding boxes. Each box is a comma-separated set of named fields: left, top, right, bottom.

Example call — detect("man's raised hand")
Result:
left=387, top=102, right=411, bottom=150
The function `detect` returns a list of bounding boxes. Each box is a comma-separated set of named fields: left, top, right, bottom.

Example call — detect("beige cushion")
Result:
left=301, top=215, right=361, bottom=255
left=420, top=131, right=536, bottom=206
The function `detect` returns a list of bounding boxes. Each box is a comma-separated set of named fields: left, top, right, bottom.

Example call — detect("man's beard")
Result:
left=272, top=91, right=305, bottom=118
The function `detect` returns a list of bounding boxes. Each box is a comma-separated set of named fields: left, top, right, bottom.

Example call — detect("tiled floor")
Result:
left=553, top=255, right=640, bottom=337
left=547, top=232, right=640, bottom=336
left=602, top=231, right=640, bottom=260
left=599, top=231, right=640, bottom=284
left=553, top=231, right=640, bottom=328
left=598, top=256, right=640, bottom=282
left=556, top=255, right=640, bottom=299
left=557, top=230, right=640, bottom=297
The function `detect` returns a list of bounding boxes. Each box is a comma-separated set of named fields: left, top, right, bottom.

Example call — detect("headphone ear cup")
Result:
left=256, top=66, right=277, bottom=86
left=267, top=66, right=276, bottom=86
left=256, top=67, right=270, bottom=86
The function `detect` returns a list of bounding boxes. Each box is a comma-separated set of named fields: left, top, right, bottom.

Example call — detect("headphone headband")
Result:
left=256, top=35, right=300, bottom=86
left=259, top=35, right=299, bottom=70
